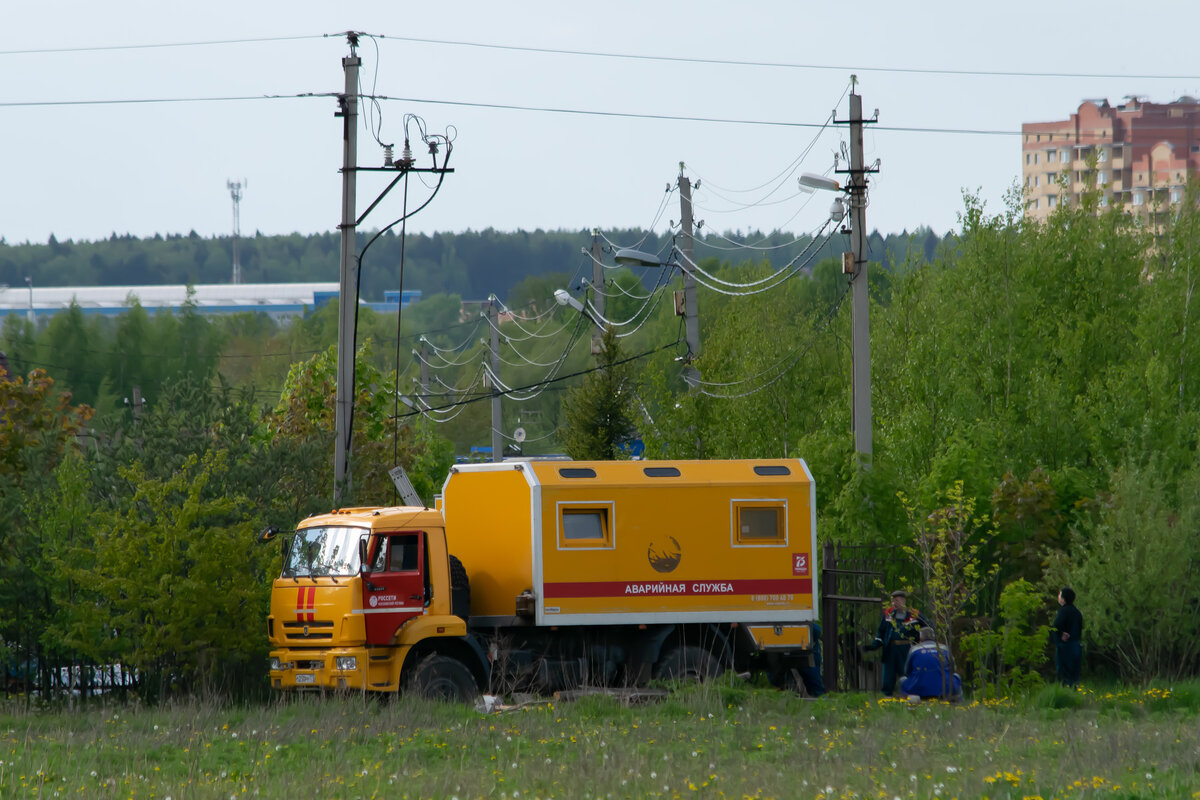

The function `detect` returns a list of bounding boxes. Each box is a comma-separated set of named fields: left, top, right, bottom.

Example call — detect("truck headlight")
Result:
left=335, top=656, right=358, bottom=671
left=270, top=657, right=291, bottom=671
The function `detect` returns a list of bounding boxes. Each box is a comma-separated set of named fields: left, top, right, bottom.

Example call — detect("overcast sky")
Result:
left=3, top=1, right=1198, bottom=249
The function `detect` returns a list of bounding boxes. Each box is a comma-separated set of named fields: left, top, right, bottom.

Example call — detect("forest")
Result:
left=2, top=185, right=1198, bottom=700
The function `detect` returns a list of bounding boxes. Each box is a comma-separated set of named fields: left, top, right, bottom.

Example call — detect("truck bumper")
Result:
left=268, top=646, right=373, bottom=691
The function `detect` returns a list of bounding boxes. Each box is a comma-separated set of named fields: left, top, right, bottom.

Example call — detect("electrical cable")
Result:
left=396, top=336, right=680, bottom=420
left=371, top=34, right=1200, bottom=82
left=391, top=168, right=409, bottom=497
left=347, top=123, right=453, bottom=460
left=687, top=282, right=851, bottom=398
left=671, top=223, right=838, bottom=296
left=6, top=33, right=1198, bottom=82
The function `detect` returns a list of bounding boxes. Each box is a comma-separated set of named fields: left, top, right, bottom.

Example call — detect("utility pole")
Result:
left=677, top=164, right=700, bottom=386
left=334, top=33, right=360, bottom=503
left=227, top=180, right=245, bottom=284
left=834, top=80, right=878, bottom=460
left=418, top=338, right=430, bottom=401
left=590, top=229, right=605, bottom=354
left=488, top=298, right=502, bottom=462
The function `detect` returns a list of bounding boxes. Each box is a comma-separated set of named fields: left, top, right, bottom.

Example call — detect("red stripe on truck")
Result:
left=542, top=578, right=812, bottom=599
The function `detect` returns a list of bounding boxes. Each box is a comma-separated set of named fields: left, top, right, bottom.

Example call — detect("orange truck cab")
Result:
left=266, top=459, right=820, bottom=699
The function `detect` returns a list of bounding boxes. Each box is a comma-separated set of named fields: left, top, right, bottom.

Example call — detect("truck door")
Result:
left=362, top=532, right=426, bottom=645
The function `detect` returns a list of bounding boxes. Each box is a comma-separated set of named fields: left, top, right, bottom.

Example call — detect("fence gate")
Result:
left=820, top=541, right=913, bottom=692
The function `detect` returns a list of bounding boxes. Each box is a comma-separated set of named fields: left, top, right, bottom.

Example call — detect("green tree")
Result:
left=1062, top=459, right=1200, bottom=681
left=900, top=480, right=997, bottom=656
left=560, top=327, right=637, bottom=460
left=86, top=451, right=273, bottom=700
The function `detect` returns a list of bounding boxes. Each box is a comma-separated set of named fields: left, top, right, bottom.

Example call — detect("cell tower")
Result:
left=227, top=179, right=245, bottom=284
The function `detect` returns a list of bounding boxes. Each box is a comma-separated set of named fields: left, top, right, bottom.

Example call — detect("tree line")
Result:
left=1, top=226, right=944, bottom=304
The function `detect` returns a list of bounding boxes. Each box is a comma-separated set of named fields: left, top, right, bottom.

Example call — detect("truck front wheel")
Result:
left=407, top=655, right=478, bottom=702
left=654, top=645, right=722, bottom=683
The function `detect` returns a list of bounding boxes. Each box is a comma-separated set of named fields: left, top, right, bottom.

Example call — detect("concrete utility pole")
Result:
left=590, top=229, right=605, bottom=353
left=677, top=164, right=700, bottom=385
left=227, top=180, right=244, bottom=284
left=835, top=81, right=878, bottom=460
left=418, top=338, right=430, bottom=402
left=334, top=33, right=361, bottom=503
left=488, top=299, right=502, bottom=462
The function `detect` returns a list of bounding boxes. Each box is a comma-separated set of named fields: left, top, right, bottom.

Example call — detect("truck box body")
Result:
left=442, top=459, right=817, bottom=628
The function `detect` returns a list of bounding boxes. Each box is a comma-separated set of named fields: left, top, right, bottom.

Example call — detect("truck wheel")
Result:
left=654, top=645, right=722, bottom=682
left=448, top=554, right=471, bottom=623
left=407, top=655, right=478, bottom=702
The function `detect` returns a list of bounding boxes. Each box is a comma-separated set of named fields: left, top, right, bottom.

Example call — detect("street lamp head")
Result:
left=613, top=248, right=667, bottom=268
left=798, top=172, right=841, bottom=193
left=553, top=289, right=584, bottom=313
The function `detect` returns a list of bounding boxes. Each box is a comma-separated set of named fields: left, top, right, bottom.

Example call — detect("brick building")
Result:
left=1022, top=97, right=1200, bottom=224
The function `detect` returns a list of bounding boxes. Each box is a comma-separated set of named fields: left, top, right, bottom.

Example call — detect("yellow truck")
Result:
left=265, top=459, right=819, bottom=699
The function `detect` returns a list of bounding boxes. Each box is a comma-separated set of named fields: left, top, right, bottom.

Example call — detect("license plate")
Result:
left=295, top=673, right=316, bottom=685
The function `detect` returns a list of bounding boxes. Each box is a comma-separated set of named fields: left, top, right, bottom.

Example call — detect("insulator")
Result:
left=383, top=144, right=394, bottom=166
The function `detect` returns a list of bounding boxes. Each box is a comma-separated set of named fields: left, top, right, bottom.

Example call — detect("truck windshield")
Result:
left=282, top=526, right=365, bottom=578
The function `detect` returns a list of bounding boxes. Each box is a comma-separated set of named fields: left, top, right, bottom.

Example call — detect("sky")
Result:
left=3, top=0, right=1198, bottom=250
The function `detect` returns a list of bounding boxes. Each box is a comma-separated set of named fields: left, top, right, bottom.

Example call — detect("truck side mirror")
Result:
left=258, top=525, right=279, bottom=543
left=359, top=537, right=369, bottom=573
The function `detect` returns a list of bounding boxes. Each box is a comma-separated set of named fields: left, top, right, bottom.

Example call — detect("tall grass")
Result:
left=2, top=679, right=1199, bottom=798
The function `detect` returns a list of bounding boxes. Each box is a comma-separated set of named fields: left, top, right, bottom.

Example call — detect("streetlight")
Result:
left=613, top=248, right=699, bottom=384
left=553, top=288, right=585, bottom=315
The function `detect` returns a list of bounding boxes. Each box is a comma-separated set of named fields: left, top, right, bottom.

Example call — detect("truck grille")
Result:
left=282, top=620, right=334, bottom=640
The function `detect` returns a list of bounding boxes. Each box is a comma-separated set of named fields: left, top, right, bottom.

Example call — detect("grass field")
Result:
left=2, top=681, right=1199, bottom=799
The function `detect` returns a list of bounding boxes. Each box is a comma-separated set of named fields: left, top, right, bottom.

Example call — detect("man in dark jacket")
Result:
left=864, top=590, right=928, bottom=696
left=1051, top=586, right=1083, bottom=686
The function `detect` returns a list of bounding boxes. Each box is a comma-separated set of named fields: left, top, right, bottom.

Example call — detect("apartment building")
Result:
left=1022, top=96, right=1200, bottom=224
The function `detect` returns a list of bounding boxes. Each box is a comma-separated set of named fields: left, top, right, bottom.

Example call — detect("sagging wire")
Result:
left=419, top=318, right=486, bottom=356
left=671, top=221, right=839, bottom=296
left=418, top=340, right=480, bottom=368
left=596, top=184, right=677, bottom=253
left=686, top=281, right=851, bottom=399
left=500, top=333, right=578, bottom=368
left=481, top=313, right=589, bottom=402
left=359, top=34, right=392, bottom=152
left=393, top=337, right=682, bottom=421
left=485, top=299, right=574, bottom=341
left=688, top=81, right=850, bottom=206
left=346, top=117, right=454, bottom=462
left=575, top=261, right=677, bottom=338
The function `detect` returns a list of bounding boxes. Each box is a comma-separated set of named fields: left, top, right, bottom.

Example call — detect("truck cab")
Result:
left=266, top=507, right=485, bottom=695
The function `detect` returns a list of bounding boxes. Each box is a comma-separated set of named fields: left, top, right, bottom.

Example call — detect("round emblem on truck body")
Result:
left=647, top=536, right=682, bottom=573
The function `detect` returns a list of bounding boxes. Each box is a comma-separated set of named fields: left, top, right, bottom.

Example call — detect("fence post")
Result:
left=821, top=541, right=837, bottom=691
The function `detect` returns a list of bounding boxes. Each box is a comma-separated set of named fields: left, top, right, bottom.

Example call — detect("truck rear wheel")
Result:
left=654, top=645, right=722, bottom=683
left=407, top=655, right=478, bottom=702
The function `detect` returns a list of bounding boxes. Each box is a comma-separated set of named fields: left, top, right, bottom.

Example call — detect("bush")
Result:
left=960, top=578, right=1049, bottom=698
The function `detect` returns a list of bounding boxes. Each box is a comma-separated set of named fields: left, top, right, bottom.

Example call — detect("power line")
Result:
left=373, top=34, right=1200, bottom=83
left=0, top=91, right=1022, bottom=135
left=1, top=87, right=1029, bottom=137
left=375, top=95, right=1026, bottom=136
left=5, top=31, right=1196, bottom=83
left=398, top=337, right=681, bottom=419
left=0, top=93, right=328, bottom=108
left=0, top=34, right=324, bottom=57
